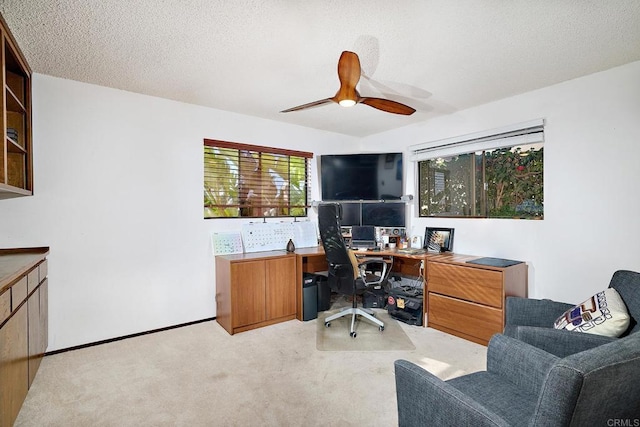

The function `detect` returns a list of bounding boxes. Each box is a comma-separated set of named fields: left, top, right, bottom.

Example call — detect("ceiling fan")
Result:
left=280, top=51, right=416, bottom=115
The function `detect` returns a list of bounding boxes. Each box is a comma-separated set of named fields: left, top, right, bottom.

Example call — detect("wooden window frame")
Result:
left=204, top=139, right=313, bottom=219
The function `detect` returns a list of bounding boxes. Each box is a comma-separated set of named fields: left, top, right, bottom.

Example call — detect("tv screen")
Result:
left=339, top=202, right=361, bottom=226
left=320, top=153, right=403, bottom=201
left=362, top=202, right=406, bottom=227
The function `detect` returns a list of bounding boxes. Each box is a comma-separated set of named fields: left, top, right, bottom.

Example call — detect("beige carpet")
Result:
left=317, top=309, right=415, bottom=351
left=15, top=318, right=486, bottom=427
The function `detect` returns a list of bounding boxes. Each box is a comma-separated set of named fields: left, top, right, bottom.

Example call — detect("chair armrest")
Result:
left=358, top=258, right=389, bottom=286
left=508, top=326, right=616, bottom=358
left=486, top=334, right=559, bottom=396
left=394, top=360, right=511, bottom=427
left=505, top=297, right=574, bottom=327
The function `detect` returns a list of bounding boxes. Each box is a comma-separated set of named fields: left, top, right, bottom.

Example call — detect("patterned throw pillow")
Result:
left=553, top=288, right=630, bottom=337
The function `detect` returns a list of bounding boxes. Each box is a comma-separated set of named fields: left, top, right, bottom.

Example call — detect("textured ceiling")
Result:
left=2, top=1, right=640, bottom=137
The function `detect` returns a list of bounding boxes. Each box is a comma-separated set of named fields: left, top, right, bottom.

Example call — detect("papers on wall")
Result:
left=241, top=221, right=318, bottom=253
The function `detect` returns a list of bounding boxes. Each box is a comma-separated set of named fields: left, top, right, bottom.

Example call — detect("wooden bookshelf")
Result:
left=0, top=13, right=32, bottom=199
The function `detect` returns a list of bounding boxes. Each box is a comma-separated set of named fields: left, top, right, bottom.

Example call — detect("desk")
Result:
left=294, top=246, right=431, bottom=321
left=216, top=250, right=297, bottom=335
left=216, top=247, right=527, bottom=344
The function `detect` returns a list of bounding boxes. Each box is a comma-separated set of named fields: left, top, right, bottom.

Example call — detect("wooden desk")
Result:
left=293, top=247, right=528, bottom=346
left=293, top=246, right=431, bottom=321
left=426, top=253, right=528, bottom=345
left=216, top=251, right=297, bottom=335
left=217, top=247, right=528, bottom=346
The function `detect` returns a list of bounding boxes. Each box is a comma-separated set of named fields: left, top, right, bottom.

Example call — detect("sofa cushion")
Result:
left=553, top=288, right=630, bottom=337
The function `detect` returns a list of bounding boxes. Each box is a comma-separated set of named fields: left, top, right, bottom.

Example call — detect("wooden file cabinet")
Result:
left=0, top=247, right=49, bottom=427
left=427, top=255, right=527, bottom=345
left=216, top=251, right=297, bottom=335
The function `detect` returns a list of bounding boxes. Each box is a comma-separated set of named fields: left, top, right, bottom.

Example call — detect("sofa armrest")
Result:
left=394, top=360, right=510, bottom=427
left=508, top=326, right=616, bottom=358
left=486, top=334, right=558, bottom=395
left=505, top=297, right=574, bottom=327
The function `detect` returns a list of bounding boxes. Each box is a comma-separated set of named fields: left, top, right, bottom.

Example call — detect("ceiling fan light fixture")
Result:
left=281, top=51, right=415, bottom=115
left=338, top=99, right=356, bottom=107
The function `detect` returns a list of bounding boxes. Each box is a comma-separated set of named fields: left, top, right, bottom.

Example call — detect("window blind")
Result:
left=409, top=119, right=545, bottom=161
left=204, top=139, right=313, bottom=218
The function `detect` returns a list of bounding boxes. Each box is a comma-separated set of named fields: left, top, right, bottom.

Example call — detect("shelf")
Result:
left=5, top=70, right=25, bottom=104
left=0, top=183, right=32, bottom=199
left=5, top=86, right=26, bottom=112
left=6, top=137, right=26, bottom=153
left=0, top=13, right=32, bottom=197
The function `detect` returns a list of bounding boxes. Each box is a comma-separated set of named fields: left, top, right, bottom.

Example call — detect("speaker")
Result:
left=377, top=227, right=405, bottom=237
left=302, top=273, right=318, bottom=321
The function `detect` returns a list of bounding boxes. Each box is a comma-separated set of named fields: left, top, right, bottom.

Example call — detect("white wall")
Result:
left=362, top=60, right=640, bottom=303
left=0, top=74, right=356, bottom=351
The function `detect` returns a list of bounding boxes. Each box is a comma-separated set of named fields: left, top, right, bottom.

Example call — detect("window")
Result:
left=411, top=120, right=544, bottom=219
left=204, top=139, right=313, bottom=219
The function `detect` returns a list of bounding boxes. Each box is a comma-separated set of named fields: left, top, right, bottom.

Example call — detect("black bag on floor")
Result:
left=387, top=286, right=423, bottom=326
left=363, top=285, right=387, bottom=309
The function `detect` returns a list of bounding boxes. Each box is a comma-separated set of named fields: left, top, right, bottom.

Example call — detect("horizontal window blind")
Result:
left=204, top=139, right=313, bottom=218
left=409, top=119, right=545, bottom=161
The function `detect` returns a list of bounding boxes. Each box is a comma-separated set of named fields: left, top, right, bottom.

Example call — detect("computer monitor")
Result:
left=361, top=202, right=406, bottom=227
left=339, top=202, right=361, bottom=226
left=350, top=225, right=376, bottom=249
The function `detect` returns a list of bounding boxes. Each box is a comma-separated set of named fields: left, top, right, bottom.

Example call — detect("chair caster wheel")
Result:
left=350, top=331, right=357, bottom=338
left=325, top=322, right=331, bottom=328
left=379, top=326, right=384, bottom=332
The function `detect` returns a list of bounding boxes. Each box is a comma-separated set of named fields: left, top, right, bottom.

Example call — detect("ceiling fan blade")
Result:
left=281, top=51, right=416, bottom=116
left=280, top=98, right=335, bottom=113
left=337, top=51, right=361, bottom=89
left=360, top=97, right=416, bottom=115
left=334, top=51, right=361, bottom=104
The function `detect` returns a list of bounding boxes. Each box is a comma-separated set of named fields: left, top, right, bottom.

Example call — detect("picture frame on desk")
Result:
left=424, top=227, right=454, bottom=253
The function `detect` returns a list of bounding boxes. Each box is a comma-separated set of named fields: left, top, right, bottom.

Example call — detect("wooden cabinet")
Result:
left=427, top=254, right=527, bottom=345
left=0, top=248, right=49, bottom=427
left=216, top=251, right=297, bottom=335
left=0, top=13, right=33, bottom=199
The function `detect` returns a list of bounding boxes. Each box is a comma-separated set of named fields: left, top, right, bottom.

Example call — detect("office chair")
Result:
left=318, top=203, right=388, bottom=338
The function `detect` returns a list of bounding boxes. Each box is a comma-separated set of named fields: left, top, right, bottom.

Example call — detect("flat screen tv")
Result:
left=320, top=153, right=403, bottom=201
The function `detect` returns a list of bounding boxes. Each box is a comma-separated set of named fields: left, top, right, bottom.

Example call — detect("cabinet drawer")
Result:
left=11, top=276, right=28, bottom=308
left=0, top=289, right=10, bottom=324
left=27, top=266, right=39, bottom=294
left=428, top=262, right=503, bottom=308
left=428, top=293, right=503, bottom=343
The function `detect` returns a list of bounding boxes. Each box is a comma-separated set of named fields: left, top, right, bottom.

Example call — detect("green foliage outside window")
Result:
left=419, top=144, right=543, bottom=219
left=204, top=141, right=310, bottom=219
left=485, top=146, right=543, bottom=218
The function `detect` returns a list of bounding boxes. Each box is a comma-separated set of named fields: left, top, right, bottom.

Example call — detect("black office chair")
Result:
left=318, top=203, right=388, bottom=338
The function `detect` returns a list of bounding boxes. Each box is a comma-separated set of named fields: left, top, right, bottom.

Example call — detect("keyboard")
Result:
left=396, top=248, right=426, bottom=255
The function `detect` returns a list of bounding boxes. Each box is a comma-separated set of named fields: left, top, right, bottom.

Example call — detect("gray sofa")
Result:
left=394, top=331, right=640, bottom=426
